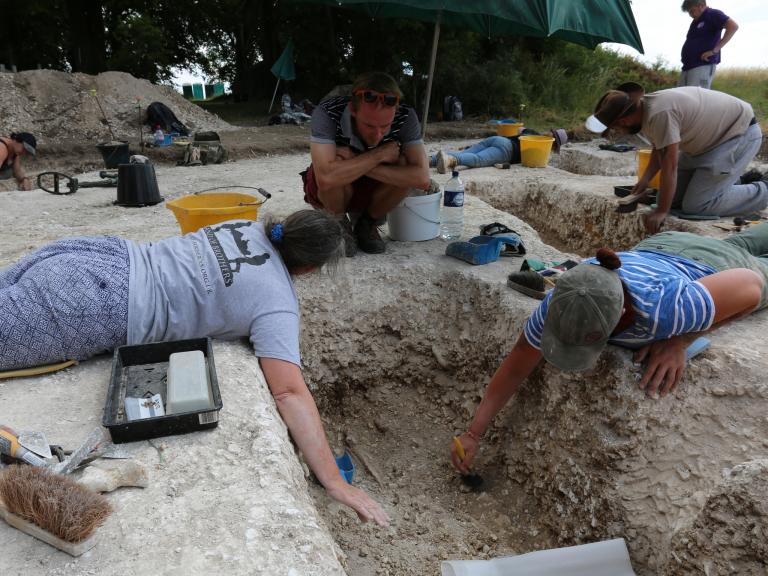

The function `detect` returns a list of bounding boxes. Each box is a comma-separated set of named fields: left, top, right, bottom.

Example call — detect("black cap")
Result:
left=12, top=132, right=37, bottom=156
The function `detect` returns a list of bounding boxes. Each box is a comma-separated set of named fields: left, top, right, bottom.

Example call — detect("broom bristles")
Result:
left=0, top=465, right=112, bottom=543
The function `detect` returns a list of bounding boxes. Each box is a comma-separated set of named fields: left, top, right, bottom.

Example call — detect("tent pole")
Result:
left=421, top=12, right=441, bottom=139
left=268, top=78, right=281, bottom=113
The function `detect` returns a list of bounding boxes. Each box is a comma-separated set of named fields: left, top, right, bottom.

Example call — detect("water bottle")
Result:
left=439, top=170, right=464, bottom=240
left=153, top=126, right=164, bottom=146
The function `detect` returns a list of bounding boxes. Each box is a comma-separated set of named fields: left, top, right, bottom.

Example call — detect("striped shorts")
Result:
left=0, top=237, right=130, bottom=370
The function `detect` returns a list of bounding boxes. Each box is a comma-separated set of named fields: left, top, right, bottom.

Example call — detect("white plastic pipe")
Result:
left=441, top=538, right=636, bottom=576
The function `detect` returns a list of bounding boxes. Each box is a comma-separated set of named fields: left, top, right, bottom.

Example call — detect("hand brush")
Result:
left=0, top=465, right=112, bottom=556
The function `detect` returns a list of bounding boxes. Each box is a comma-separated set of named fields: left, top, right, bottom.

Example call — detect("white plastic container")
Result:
left=387, top=189, right=442, bottom=241
left=166, top=350, right=212, bottom=415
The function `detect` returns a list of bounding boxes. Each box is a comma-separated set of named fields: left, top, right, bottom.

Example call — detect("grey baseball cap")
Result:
left=540, top=263, right=624, bottom=371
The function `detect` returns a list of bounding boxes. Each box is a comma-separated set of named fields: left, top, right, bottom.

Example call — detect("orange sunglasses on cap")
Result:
left=354, top=89, right=400, bottom=107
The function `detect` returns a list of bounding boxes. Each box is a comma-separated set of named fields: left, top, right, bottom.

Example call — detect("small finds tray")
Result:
left=103, top=338, right=222, bottom=444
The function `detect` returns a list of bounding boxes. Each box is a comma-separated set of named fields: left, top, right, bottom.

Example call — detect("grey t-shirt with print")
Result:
left=126, top=220, right=301, bottom=366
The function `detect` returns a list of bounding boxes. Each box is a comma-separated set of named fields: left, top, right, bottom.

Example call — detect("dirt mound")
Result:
left=663, top=459, right=768, bottom=575
left=0, top=70, right=232, bottom=145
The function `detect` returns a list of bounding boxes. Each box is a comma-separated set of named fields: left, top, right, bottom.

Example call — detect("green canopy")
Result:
left=271, top=39, right=297, bottom=81
left=269, top=40, right=297, bottom=112
left=288, top=0, right=644, bottom=134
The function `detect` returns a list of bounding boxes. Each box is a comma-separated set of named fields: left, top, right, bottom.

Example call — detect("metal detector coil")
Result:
left=37, top=171, right=118, bottom=195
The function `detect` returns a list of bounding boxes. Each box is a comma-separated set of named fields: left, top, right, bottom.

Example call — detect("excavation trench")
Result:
left=298, top=160, right=768, bottom=576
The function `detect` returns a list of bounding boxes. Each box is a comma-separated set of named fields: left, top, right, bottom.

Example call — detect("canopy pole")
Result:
left=268, top=78, right=281, bottom=113
left=421, top=12, right=441, bottom=139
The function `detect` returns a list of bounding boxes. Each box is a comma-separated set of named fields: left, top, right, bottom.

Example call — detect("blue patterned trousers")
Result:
left=0, top=237, right=129, bottom=370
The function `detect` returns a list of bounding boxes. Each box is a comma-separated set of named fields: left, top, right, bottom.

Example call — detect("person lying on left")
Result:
left=0, top=209, right=389, bottom=526
left=0, top=132, right=37, bottom=191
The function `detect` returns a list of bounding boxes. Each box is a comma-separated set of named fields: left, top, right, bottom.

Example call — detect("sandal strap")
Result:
left=480, top=222, right=521, bottom=237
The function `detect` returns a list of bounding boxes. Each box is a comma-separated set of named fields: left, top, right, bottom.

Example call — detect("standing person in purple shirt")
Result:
left=679, top=0, right=739, bottom=89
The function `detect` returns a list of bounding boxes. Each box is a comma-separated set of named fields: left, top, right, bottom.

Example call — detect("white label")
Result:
left=199, top=411, right=219, bottom=425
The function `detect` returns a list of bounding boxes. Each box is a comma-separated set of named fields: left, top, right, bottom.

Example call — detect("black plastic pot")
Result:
left=96, top=141, right=130, bottom=169
left=115, top=163, right=163, bottom=207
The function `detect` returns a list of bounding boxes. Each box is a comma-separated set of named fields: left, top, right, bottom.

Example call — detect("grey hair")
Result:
left=263, top=209, right=343, bottom=272
left=681, top=0, right=705, bottom=11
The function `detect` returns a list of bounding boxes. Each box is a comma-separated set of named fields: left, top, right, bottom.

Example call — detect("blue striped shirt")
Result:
left=524, top=251, right=717, bottom=350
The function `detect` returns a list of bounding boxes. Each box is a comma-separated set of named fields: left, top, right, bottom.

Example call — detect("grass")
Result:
left=711, top=68, right=768, bottom=121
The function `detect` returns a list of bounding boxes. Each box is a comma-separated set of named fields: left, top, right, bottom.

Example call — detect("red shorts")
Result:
left=302, top=164, right=378, bottom=212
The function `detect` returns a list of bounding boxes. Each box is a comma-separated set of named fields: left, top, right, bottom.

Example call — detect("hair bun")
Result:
left=596, top=248, right=621, bottom=270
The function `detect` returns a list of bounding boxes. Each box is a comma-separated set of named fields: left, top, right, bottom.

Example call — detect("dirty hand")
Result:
left=635, top=339, right=687, bottom=398
left=450, top=432, right=479, bottom=475
left=375, top=140, right=401, bottom=165
left=19, top=177, right=33, bottom=191
left=630, top=180, right=648, bottom=197
left=326, top=482, right=390, bottom=527
left=643, top=210, right=667, bottom=234
left=700, top=50, right=716, bottom=62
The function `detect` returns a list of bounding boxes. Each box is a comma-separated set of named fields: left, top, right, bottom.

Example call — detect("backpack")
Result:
left=146, top=102, right=190, bottom=136
left=179, top=132, right=227, bottom=166
left=443, top=96, right=463, bottom=121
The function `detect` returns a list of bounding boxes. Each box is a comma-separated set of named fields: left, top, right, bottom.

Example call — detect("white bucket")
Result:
left=387, top=190, right=441, bottom=241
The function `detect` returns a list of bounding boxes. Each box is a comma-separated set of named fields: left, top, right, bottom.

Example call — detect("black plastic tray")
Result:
left=103, top=338, right=222, bottom=443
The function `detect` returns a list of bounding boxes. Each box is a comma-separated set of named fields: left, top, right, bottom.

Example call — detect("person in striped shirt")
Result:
left=451, top=225, right=768, bottom=474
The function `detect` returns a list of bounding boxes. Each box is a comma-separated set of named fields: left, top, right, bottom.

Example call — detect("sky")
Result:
left=604, top=0, right=768, bottom=69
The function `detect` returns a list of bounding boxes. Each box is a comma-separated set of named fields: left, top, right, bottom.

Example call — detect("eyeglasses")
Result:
left=354, top=89, right=400, bottom=107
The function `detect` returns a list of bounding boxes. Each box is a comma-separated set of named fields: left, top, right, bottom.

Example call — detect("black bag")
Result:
left=146, top=102, right=190, bottom=136
left=443, top=96, right=463, bottom=121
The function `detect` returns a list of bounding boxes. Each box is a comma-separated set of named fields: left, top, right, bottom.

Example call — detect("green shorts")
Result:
left=634, top=223, right=768, bottom=309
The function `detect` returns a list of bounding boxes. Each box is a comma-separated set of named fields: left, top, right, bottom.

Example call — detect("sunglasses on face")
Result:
left=354, top=89, right=400, bottom=107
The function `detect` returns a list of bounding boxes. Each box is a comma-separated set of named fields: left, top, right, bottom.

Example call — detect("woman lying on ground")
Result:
left=0, top=132, right=37, bottom=190
left=451, top=224, right=768, bottom=474
left=0, top=209, right=389, bottom=526
left=430, top=128, right=568, bottom=174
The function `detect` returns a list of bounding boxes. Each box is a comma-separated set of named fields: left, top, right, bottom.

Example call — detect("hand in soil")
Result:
left=643, top=209, right=667, bottom=234
left=450, top=432, right=479, bottom=474
left=634, top=338, right=687, bottom=398
left=326, top=482, right=390, bottom=527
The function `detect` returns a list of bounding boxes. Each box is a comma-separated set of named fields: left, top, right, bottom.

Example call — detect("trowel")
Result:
left=17, top=431, right=53, bottom=459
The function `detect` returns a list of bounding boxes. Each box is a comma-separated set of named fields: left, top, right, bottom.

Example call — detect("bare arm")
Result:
left=636, top=268, right=763, bottom=398
left=12, top=156, right=31, bottom=190
left=451, top=333, right=543, bottom=473
left=310, top=141, right=400, bottom=192
left=259, top=357, right=389, bottom=526
left=643, top=142, right=678, bottom=234
left=367, top=142, right=430, bottom=190
left=701, top=18, right=738, bottom=62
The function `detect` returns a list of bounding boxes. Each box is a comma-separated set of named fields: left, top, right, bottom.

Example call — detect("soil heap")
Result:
left=0, top=70, right=232, bottom=145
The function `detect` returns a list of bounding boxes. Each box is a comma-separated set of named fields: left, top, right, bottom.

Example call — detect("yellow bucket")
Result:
left=166, top=188, right=269, bottom=234
left=519, top=135, right=555, bottom=168
left=496, top=122, right=524, bottom=137
left=637, top=149, right=661, bottom=188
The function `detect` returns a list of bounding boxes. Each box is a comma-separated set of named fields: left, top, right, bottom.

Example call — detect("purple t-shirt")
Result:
left=681, top=7, right=729, bottom=70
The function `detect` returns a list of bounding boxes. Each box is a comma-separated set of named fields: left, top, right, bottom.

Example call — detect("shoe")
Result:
left=507, top=271, right=547, bottom=300
left=340, top=215, right=357, bottom=257
left=354, top=213, right=385, bottom=254
left=436, top=150, right=458, bottom=174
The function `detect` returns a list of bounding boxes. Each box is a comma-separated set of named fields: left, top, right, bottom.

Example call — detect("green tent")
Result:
left=288, top=0, right=644, bottom=134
